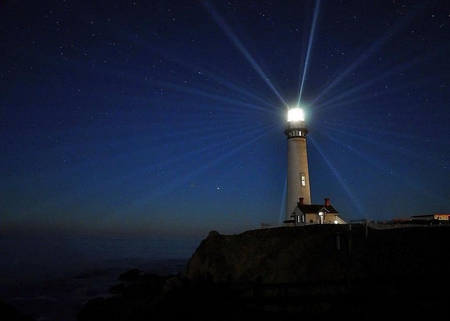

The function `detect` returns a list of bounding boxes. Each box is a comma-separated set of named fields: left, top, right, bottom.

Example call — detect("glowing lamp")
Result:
left=287, top=107, right=304, bottom=122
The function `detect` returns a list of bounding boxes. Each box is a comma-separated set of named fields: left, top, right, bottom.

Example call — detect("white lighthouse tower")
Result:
left=284, top=107, right=311, bottom=224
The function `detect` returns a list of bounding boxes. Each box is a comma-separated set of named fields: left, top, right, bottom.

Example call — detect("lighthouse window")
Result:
left=301, top=173, right=306, bottom=187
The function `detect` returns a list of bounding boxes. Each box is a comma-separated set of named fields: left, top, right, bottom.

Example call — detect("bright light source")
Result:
left=287, top=107, right=304, bottom=122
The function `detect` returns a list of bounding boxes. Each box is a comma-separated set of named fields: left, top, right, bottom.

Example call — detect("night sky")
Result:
left=1, top=0, right=449, bottom=238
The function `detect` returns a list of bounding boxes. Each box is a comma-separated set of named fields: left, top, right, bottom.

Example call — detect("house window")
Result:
left=301, top=173, right=306, bottom=187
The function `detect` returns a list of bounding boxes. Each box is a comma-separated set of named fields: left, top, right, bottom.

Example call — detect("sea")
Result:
left=0, top=235, right=203, bottom=321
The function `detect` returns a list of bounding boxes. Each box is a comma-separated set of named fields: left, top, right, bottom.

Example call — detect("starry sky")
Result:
left=1, top=0, right=449, bottom=238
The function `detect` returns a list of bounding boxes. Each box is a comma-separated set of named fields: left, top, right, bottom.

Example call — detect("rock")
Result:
left=0, top=301, right=34, bottom=321
left=109, top=283, right=126, bottom=294
left=119, top=268, right=141, bottom=281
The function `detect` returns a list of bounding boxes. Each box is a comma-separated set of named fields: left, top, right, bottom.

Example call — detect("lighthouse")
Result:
left=284, top=107, right=311, bottom=224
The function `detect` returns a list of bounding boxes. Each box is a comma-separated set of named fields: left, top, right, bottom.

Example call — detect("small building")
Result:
left=411, top=213, right=450, bottom=221
left=285, top=197, right=347, bottom=226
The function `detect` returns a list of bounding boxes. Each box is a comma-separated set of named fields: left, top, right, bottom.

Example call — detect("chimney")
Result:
left=299, top=197, right=304, bottom=205
left=324, top=198, right=330, bottom=206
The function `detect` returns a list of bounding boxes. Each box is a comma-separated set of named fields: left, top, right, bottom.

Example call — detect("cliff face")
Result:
left=181, top=224, right=450, bottom=285
left=170, top=224, right=450, bottom=319
left=78, top=224, right=450, bottom=321
left=181, top=225, right=359, bottom=284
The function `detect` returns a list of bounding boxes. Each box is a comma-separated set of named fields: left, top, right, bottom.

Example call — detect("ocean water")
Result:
left=0, top=235, right=203, bottom=321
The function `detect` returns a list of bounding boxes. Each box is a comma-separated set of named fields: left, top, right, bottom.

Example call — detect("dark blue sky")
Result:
left=1, top=0, right=449, bottom=237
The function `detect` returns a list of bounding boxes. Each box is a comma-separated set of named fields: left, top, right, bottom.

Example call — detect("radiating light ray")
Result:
left=70, top=42, right=276, bottom=116
left=36, top=101, right=279, bottom=172
left=312, top=52, right=431, bottom=113
left=109, top=120, right=276, bottom=177
left=77, top=1, right=281, bottom=110
left=202, top=1, right=287, bottom=107
left=297, top=0, right=321, bottom=107
left=152, top=78, right=274, bottom=114
left=80, top=62, right=276, bottom=115
left=311, top=1, right=428, bottom=106
left=132, top=124, right=277, bottom=207
left=37, top=116, right=279, bottom=211
left=315, top=127, right=404, bottom=173
left=308, top=136, right=367, bottom=218
left=153, top=122, right=278, bottom=166
left=320, top=121, right=450, bottom=170
left=73, top=3, right=285, bottom=120
left=312, top=128, right=448, bottom=206
left=121, top=25, right=278, bottom=109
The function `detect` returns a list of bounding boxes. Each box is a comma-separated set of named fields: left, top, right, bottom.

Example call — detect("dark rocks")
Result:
left=118, top=268, right=141, bottom=281
left=108, top=283, right=126, bottom=294
left=0, top=301, right=34, bottom=321
left=77, top=272, right=174, bottom=321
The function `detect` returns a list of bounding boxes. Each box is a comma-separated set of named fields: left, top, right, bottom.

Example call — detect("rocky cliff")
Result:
left=78, top=224, right=450, bottom=320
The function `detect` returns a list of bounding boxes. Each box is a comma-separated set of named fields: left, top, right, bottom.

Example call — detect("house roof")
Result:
left=297, top=204, right=338, bottom=214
